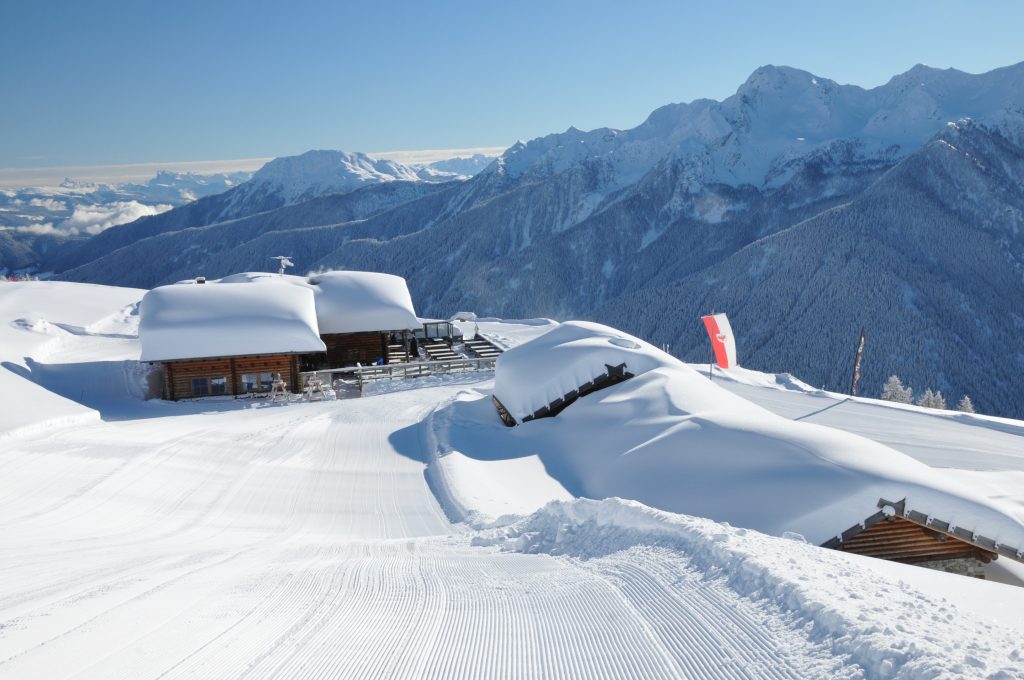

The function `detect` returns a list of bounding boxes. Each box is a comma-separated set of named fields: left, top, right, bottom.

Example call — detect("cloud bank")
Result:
left=7, top=200, right=172, bottom=236
left=62, top=201, right=173, bottom=235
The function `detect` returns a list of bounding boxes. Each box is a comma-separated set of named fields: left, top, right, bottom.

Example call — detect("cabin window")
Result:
left=191, top=378, right=209, bottom=396
left=210, top=376, right=228, bottom=395
left=240, top=372, right=275, bottom=393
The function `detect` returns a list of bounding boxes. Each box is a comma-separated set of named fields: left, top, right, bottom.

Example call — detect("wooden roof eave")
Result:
left=821, top=497, right=1024, bottom=565
left=149, top=350, right=314, bottom=363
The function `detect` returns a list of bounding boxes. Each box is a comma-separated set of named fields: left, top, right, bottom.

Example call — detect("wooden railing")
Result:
left=300, top=357, right=497, bottom=394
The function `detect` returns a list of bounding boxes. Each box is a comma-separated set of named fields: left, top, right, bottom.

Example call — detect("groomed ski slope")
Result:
left=2, top=286, right=1024, bottom=678
left=2, top=388, right=868, bottom=679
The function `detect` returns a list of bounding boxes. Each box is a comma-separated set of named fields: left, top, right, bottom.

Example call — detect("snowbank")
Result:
left=493, top=320, right=671, bottom=422
left=0, top=282, right=145, bottom=436
left=424, top=387, right=572, bottom=526
left=477, top=498, right=1024, bottom=677
left=447, top=321, right=1024, bottom=553
left=139, top=283, right=325, bottom=361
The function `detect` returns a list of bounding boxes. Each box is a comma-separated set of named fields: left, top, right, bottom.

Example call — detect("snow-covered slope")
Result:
left=53, top=178, right=460, bottom=281
left=0, top=281, right=145, bottom=436
left=3, top=291, right=1024, bottom=677
left=441, top=322, right=1024, bottom=552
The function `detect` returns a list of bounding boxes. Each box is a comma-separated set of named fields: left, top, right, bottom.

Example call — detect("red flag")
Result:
left=701, top=313, right=737, bottom=368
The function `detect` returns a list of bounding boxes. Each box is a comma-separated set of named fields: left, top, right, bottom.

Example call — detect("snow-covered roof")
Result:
left=489, top=321, right=1024, bottom=550
left=139, top=283, right=325, bottom=362
left=210, top=270, right=420, bottom=335
left=306, top=271, right=419, bottom=334
left=493, top=321, right=671, bottom=423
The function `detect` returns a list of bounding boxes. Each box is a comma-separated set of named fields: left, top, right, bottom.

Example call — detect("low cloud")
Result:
left=9, top=222, right=59, bottom=235
left=28, top=197, right=67, bottom=211
left=4, top=200, right=174, bottom=237
left=62, top=201, right=173, bottom=235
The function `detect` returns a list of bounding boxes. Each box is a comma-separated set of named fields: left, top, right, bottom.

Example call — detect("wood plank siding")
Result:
left=836, top=515, right=997, bottom=564
left=320, top=332, right=389, bottom=367
left=161, top=354, right=301, bottom=400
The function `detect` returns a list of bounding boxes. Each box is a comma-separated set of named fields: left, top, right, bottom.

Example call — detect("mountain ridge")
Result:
left=50, top=61, right=1024, bottom=415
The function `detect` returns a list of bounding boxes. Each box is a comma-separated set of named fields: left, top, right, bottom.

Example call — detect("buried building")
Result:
left=488, top=321, right=1024, bottom=578
left=139, top=281, right=326, bottom=400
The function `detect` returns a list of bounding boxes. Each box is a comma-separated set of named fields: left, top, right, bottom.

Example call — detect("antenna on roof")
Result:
left=271, top=256, right=294, bottom=276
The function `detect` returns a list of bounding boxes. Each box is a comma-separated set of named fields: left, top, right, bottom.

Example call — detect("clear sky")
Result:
left=2, top=0, right=1023, bottom=170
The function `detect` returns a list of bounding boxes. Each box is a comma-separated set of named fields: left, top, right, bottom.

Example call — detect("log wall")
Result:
left=321, top=332, right=388, bottom=367
left=838, top=516, right=995, bottom=564
left=162, top=354, right=299, bottom=400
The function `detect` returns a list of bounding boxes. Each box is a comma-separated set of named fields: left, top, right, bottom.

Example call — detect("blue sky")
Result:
left=2, top=0, right=1023, bottom=170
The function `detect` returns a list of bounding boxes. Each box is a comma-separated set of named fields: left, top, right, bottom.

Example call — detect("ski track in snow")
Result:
left=0, top=386, right=858, bottom=679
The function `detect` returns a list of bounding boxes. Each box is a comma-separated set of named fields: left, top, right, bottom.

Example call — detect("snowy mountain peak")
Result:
left=248, top=150, right=423, bottom=202
left=737, top=64, right=825, bottom=94
left=210, top=148, right=474, bottom=216
left=478, top=62, right=1024, bottom=194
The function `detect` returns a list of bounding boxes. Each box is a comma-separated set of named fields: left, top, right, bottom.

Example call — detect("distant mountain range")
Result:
left=0, top=151, right=487, bottom=274
left=0, top=169, right=253, bottom=272
left=39, top=62, right=1024, bottom=416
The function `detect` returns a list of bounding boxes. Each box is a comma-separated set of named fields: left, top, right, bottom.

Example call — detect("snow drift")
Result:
left=493, top=320, right=670, bottom=423
left=476, top=322, right=1024, bottom=551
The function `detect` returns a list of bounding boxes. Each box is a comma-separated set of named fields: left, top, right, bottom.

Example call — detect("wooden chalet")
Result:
left=139, top=281, right=326, bottom=400
left=303, top=271, right=421, bottom=369
left=822, top=498, right=1024, bottom=578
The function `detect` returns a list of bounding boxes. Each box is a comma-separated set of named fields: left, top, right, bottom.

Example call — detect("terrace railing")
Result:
left=300, top=357, right=497, bottom=395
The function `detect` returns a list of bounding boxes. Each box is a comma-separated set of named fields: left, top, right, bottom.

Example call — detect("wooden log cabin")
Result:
left=821, top=498, right=1024, bottom=578
left=139, top=280, right=326, bottom=400
left=303, top=270, right=421, bottom=368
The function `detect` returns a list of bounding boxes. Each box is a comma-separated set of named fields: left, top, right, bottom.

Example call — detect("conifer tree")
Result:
left=916, top=388, right=935, bottom=408
left=957, top=395, right=976, bottom=413
left=881, top=375, right=913, bottom=403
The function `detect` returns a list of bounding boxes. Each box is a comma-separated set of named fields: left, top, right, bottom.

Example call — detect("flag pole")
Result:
left=849, top=326, right=866, bottom=396
left=708, top=310, right=714, bottom=380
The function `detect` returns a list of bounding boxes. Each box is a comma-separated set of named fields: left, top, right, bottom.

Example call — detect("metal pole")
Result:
left=849, top=326, right=866, bottom=396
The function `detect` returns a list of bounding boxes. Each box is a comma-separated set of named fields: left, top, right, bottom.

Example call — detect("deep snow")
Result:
left=2, top=285, right=1024, bottom=679
left=138, top=281, right=325, bottom=361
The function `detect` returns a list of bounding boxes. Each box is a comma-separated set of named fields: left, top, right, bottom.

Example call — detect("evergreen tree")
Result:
left=931, top=390, right=946, bottom=410
left=957, top=395, right=976, bottom=413
left=916, top=388, right=935, bottom=408
left=881, top=375, right=913, bottom=403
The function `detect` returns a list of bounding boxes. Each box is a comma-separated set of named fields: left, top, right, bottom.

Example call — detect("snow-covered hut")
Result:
left=492, top=321, right=665, bottom=425
left=139, top=282, right=326, bottom=400
left=305, top=271, right=420, bottom=367
left=491, top=321, right=1024, bottom=577
left=209, top=270, right=421, bottom=368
